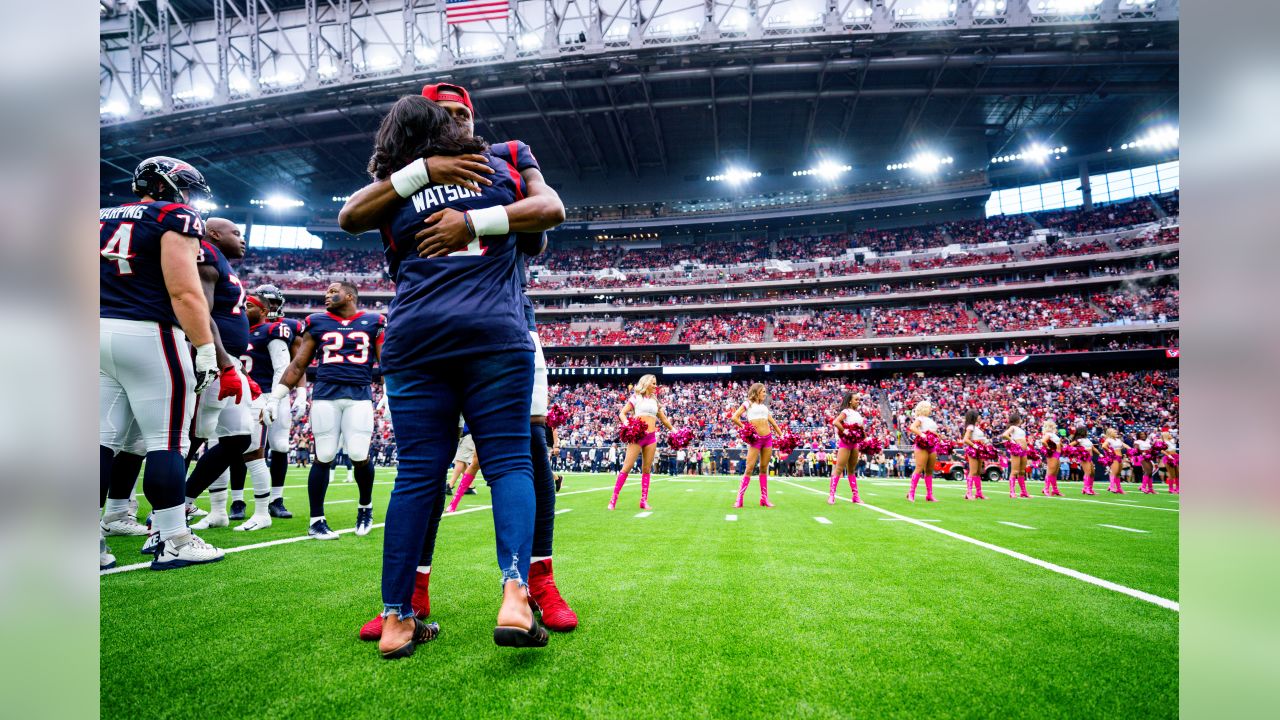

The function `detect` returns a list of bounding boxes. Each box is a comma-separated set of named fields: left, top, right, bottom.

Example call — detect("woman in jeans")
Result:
left=368, top=96, right=564, bottom=658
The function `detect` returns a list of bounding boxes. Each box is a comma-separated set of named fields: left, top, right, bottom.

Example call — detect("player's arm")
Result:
left=160, top=231, right=218, bottom=391
left=277, top=332, right=317, bottom=391
left=197, top=263, right=232, bottom=369
left=831, top=412, right=845, bottom=431
left=337, top=155, right=496, bottom=234
left=657, top=406, right=674, bottom=432
left=415, top=167, right=566, bottom=258
left=909, top=419, right=924, bottom=437
left=267, top=338, right=291, bottom=387
left=618, top=401, right=634, bottom=425
left=730, top=403, right=746, bottom=429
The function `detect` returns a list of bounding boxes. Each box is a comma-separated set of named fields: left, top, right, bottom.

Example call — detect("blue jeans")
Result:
left=381, top=350, right=535, bottom=618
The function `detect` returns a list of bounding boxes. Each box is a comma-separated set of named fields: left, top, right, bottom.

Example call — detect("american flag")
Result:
left=445, top=0, right=510, bottom=25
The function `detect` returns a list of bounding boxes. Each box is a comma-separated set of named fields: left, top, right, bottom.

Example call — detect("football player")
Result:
left=240, top=284, right=297, bottom=519
left=100, top=156, right=223, bottom=570
left=264, top=281, right=383, bottom=539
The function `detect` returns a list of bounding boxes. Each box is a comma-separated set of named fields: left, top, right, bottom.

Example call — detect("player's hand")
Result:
left=425, top=154, right=494, bottom=194
left=246, top=376, right=263, bottom=400
left=260, top=400, right=277, bottom=424
left=193, top=344, right=218, bottom=394
left=217, top=366, right=244, bottom=402
left=415, top=208, right=473, bottom=258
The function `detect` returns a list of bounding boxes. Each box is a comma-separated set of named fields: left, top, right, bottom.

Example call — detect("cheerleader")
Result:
left=1040, top=420, right=1064, bottom=497
left=731, top=383, right=785, bottom=508
left=1071, top=426, right=1099, bottom=495
left=1159, top=430, right=1180, bottom=494
left=608, top=375, right=673, bottom=511
left=1102, top=427, right=1131, bottom=494
left=1133, top=431, right=1156, bottom=494
left=960, top=411, right=989, bottom=500
left=999, top=413, right=1030, bottom=498
left=906, top=401, right=939, bottom=502
left=828, top=391, right=865, bottom=504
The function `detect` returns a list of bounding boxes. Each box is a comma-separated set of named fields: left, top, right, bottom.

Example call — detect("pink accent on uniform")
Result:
left=608, top=472, right=627, bottom=510
left=848, top=474, right=860, bottom=504
left=964, top=474, right=973, bottom=500
left=827, top=474, right=840, bottom=504
left=908, top=473, right=919, bottom=501
left=1017, top=474, right=1029, bottom=498
left=924, top=474, right=935, bottom=502
left=446, top=473, right=474, bottom=513
left=735, top=475, right=750, bottom=509
left=759, top=475, right=773, bottom=507
left=639, top=473, right=651, bottom=509
left=973, top=475, right=986, bottom=500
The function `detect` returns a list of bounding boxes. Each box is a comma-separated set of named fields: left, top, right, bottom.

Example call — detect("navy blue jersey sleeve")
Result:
left=490, top=140, right=540, bottom=173
left=269, top=321, right=293, bottom=343
left=151, top=202, right=206, bottom=239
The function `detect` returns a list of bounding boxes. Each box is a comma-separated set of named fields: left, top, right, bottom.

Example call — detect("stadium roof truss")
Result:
left=100, top=0, right=1178, bottom=204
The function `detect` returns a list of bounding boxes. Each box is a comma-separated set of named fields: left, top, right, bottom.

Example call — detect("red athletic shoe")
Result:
left=358, top=571, right=431, bottom=641
left=529, top=558, right=578, bottom=632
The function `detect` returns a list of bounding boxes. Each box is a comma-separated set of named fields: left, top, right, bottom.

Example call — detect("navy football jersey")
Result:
left=379, top=149, right=534, bottom=371
left=304, top=311, right=384, bottom=401
left=100, top=201, right=205, bottom=326
left=243, top=320, right=293, bottom=388
left=197, top=241, right=249, bottom=357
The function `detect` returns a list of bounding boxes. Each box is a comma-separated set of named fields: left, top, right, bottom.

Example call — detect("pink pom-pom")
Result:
left=775, top=434, right=800, bottom=456
left=838, top=423, right=866, bottom=447
left=914, top=431, right=938, bottom=451
left=1005, top=441, right=1027, bottom=458
left=981, top=443, right=1001, bottom=461
left=618, top=417, right=649, bottom=444
left=668, top=427, right=694, bottom=450
left=545, top=405, right=570, bottom=430
left=857, top=436, right=885, bottom=456
left=1166, top=452, right=1179, bottom=467
left=1151, top=439, right=1168, bottom=453
left=932, top=437, right=955, bottom=456
left=738, top=423, right=762, bottom=447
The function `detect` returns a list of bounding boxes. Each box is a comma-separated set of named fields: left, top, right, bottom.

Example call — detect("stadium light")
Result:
left=991, top=144, right=1068, bottom=165
left=887, top=152, right=954, bottom=173
left=1120, top=126, right=1179, bottom=152
left=793, top=162, right=852, bottom=179
left=251, top=196, right=305, bottom=210
left=191, top=199, right=219, bottom=213
left=331, top=195, right=352, bottom=203
left=974, top=0, right=1008, bottom=16
left=706, top=168, right=761, bottom=184
left=140, top=94, right=161, bottom=109
left=99, top=100, right=127, bottom=116
left=519, top=33, right=541, bottom=51
left=1035, top=0, right=1101, bottom=13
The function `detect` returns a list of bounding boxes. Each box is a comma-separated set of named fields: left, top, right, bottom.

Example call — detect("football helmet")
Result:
left=132, top=156, right=212, bottom=204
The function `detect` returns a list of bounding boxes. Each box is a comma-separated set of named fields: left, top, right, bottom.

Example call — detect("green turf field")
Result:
left=101, top=469, right=1178, bottom=719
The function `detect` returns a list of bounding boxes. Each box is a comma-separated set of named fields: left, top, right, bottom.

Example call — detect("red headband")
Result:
left=422, top=83, right=473, bottom=115
left=246, top=296, right=266, bottom=310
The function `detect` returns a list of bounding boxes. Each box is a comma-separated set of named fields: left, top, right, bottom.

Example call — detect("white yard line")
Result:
left=554, top=508, right=572, bottom=515
left=999, top=522, right=1036, bottom=530
left=814, top=517, right=832, bottom=525
left=634, top=512, right=652, bottom=518
left=774, top=477, right=1178, bottom=612
left=726, top=514, right=738, bottom=521
left=1099, top=524, right=1149, bottom=534
left=879, top=518, right=940, bottom=523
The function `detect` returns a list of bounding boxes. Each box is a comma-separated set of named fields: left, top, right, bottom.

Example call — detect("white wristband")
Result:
left=194, top=343, right=217, bottom=368
left=467, top=205, right=510, bottom=237
left=270, top=384, right=291, bottom=402
left=390, top=158, right=431, bottom=198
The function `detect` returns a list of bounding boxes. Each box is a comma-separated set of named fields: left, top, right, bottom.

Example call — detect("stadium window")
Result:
left=1102, top=168, right=1135, bottom=203
left=1131, top=164, right=1159, bottom=196
left=1019, top=184, right=1043, bottom=213
left=1063, top=180, right=1084, bottom=208
left=245, top=224, right=323, bottom=249
left=1039, top=180, right=1067, bottom=211
left=1156, top=161, right=1180, bottom=193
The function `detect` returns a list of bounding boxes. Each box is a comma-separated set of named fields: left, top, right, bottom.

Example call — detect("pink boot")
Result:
left=734, top=475, right=749, bottom=509
left=964, top=474, right=973, bottom=500
left=974, top=476, right=987, bottom=500
left=827, top=475, right=839, bottom=504
left=639, top=473, right=651, bottom=510
left=848, top=474, right=861, bottom=504
left=608, top=472, right=627, bottom=510
left=446, top=473, right=474, bottom=513
left=908, top=473, right=919, bottom=501
left=924, top=474, right=936, bottom=502
left=1083, top=475, right=1095, bottom=495
left=759, top=475, right=773, bottom=507
left=1017, top=475, right=1029, bottom=498
left=1009, top=475, right=1017, bottom=498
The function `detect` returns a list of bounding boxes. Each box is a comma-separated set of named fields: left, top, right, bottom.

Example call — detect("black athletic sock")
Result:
left=143, top=450, right=187, bottom=512
left=184, top=435, right=251, bottom=499
left=108, top=451, right=144, bottom=501
left=307, top=461, right=331, bottom=518
left=270, top=450, right=288, bottom=488
left=354, top=461, right=374, bottom=506
left=184, top=436, right=208, bottom=472
left=229, top=456, right=247, bottom=494
left=100, top=446, right=115, bottom=508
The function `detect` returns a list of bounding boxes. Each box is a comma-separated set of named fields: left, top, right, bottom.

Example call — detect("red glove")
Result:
left=247, top=376, right=263, bottom=400
left=217, top=365, right=244, bottom=402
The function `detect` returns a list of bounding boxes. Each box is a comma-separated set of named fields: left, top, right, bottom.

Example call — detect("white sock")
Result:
left=208, top=490, right=228, bottom=516
left=358, top=503, right=372, bottom=509
left=153, top=505, right=187, bottom=541
left=416, top=565, right=431, bottom=574
left=531, top=555, right=551, bottom=564
left=185, top=496, right=197, bottom=506
left=103, top=498, right=131, bottom=516
left=246, top=459, right=271, bottom=511
left=231, top=489, right=244, bottom=503
left=270, top=486, right=284, bottom=501
left=310, top=516, right=326, bottom=524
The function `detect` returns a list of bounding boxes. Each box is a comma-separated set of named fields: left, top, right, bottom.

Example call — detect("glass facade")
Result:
left=986, top=160, right=1179, bottom=216
left=237, top=224, right=323, bottom=249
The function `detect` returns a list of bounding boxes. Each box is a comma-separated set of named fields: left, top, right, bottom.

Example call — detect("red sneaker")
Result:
left=529, top=558, right=578, bottom=632
left=358, top=571, right=431, bottom=641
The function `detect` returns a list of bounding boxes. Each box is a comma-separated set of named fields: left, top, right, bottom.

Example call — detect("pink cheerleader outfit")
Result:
left=608, top=394, right=659, bottom=511
left=1041, top=433, right=1063, bottom=497
left=1105, top=437, right=1126, bottom=494
left=1077, top=437, right=1097, bottom=495
left=1134, top=438, right=1155, bottom=493
left=964, top=424, right=989, bottom=501
left=735, top=401, right=775, bottom=508
left=829, top=408, right=865, bottom=504
left=908, top=415, right=939, bottom=503
left=1008, top=425, right=1030, bottom=498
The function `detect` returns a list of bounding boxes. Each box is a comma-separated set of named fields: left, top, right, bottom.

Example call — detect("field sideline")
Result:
left=101, top=469, right=1178, bottom=719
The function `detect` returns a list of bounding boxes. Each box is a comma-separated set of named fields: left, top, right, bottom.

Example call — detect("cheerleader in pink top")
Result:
left=608, top=374, right=674, bottom=511
left=828, top=391, right=866, bottom=504
left=960, top=411, right=989, bottom=500
left=1133, top=431, right=1156, bottom=494
left=999, top=413, right=1031, bottom=498
left=1071, top=427, right=1099, bottom=495
left=906, top=401, right=940, bottom=502
left=731, top=383, right=785, bottom=508
left=1102, top=428, right=1131, bottom=494
left=1159, top=430, right=1179, bottom=494
left=1040, top=420, right=1064, bottom=497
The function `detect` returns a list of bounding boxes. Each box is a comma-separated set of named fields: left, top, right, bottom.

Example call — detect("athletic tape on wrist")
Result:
left=467, top=205, right=509, bottom=236
left=390, top=158, right=430, bottom=198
